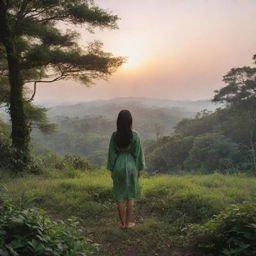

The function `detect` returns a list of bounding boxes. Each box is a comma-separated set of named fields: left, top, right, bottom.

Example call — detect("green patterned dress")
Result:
left=107, top=130, right=146, bottom=201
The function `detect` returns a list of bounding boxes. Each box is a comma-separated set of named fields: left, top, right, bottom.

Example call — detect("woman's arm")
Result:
left=132, top=132, right=146, bottom=174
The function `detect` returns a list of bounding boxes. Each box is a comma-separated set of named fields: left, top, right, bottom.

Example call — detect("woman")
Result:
left=107, top=110, right=145, bottom=229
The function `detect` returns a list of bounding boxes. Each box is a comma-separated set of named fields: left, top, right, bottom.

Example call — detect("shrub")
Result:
left=0, top=139, right=30, bottom=172
left=0, top=139, right=15, bottom=170
left=63, top=154, right=91, bottom=171
left=187, top=202, right=256, bottom=256
left=33, top=151, right=66, bottom=170
left=33, top=153, right=92, bottom=173
left=0, top=199, right=98, bottom=256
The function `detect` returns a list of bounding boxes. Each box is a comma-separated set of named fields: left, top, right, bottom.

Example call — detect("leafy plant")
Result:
left=63, top=154, right=91, bottom=171
left=0, top=200, right=99, bottom=256
left=187, top=202, right=256, bottom=256
left=0, top=138, right=30, bottom=172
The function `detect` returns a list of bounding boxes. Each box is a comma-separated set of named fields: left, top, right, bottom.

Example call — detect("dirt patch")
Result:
left=87, top=219, right=198, bottom=256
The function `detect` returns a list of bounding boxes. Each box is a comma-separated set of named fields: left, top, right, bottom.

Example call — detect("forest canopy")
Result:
left=146, top=57, right=256, bottom=174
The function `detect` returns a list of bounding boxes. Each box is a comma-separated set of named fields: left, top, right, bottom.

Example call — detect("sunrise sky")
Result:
left=31, top=0, right=256, bottom=105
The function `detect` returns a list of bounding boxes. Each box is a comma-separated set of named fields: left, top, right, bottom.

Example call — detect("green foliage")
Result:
left=187, top=203, right=256, bottom=256
left=6, top=0, right=124, bottom=83
left=0, top=138, right=23, bottom=171
left=213, top=66, right=256, bottom=104
left=175, top=109, right=216, bottom=137
left=146, top=135, right=194, bottom=173
left=146, top=99, right=256, bottom=173
left=32, top=116, right=111, bottom=167
left=0, top=0, right=124, bottom=170
left=63, top=154, right=92, bottom=171
left=144, top=56, right=256, bottom=173
left=24, top=103, right=56, bottom=134
left=33, top=148, right=92, bottom=171
left=0, top=200, right=98, bottom=256
left=0, top=119, right=9, bottom=136
left=67, top=4, right=118, bottom=28
left=0, top=128, right=92, bottom=173
left=0, top=127, right=42, bottom=173
left=166, top=192, right=219, bottom=226
left=32, top=147, right=65, bottom=170
left=2, top=171, right=256, bottom=255
left=212, top=62, right=256, bottom=171
left=184, top=133, right=239, bottom=173
left=0, top=81, right=9, bottom=105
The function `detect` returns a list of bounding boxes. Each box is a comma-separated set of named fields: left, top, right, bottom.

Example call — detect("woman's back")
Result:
left=107, top=110, right=145, bottom=229
left=107, top=130, right=145, bottom=201
left=107, top=130, right=145, bottom=173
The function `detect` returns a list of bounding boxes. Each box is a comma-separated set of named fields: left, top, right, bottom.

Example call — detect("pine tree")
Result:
left=0, top=0, right=124, bottom=170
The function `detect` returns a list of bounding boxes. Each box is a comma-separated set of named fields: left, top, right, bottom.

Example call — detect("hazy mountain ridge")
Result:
left=47, top=97, right=219, bottom=119
left=31, top=97, right=219, bottom=165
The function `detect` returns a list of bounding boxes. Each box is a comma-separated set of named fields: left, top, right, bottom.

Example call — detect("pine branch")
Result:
left=26, top=73, right=66, bottom=102
left=16, top=0, right=29, bottom=22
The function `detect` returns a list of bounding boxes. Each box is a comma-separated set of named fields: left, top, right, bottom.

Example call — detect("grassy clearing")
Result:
left=2, top=170, right=256, bottom=256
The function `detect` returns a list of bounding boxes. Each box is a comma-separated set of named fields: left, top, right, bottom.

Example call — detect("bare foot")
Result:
left=125, top=222, right=136, bottom=229
left=118, top=222, right=125, bottom=229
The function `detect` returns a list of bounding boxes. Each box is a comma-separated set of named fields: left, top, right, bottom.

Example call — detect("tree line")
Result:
left=146, top=58, right=256, bottom=174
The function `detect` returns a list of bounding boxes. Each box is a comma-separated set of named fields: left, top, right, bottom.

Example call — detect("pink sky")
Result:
left=30, top=0, right=256, bottom=104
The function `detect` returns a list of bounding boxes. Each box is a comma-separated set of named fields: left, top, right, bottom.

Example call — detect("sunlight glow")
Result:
left=122, top=57, right=139, bottom=69
left=121, top=50, right=143, bottom=70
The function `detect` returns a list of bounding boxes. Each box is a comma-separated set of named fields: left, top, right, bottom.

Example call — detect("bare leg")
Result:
left=125, top=200, right=135, bottom=228
left=117, top=201, right=126, bottom=228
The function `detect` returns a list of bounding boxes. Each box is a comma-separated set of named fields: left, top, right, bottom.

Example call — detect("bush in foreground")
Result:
left=187, top=202, right=256, bottom=256
left=0, top=199, right=98, bottom=256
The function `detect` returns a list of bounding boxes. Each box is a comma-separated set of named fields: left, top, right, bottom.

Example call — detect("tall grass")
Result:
left=2, top=169, right=256, bottom=255
left=3, top=170, right=256, bottom=229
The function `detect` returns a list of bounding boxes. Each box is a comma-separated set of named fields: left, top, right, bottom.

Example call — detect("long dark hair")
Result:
left=115, top=110, right=133, bottom=148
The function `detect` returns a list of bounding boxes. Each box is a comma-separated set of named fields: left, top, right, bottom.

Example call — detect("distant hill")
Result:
left=47, top=97, right=220, bottom=119
left=31, top=97, right=221, bottom=167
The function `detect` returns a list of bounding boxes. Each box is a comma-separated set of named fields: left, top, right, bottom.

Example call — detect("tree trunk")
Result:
left=7, top=44, right=29, bottom=149
left=0, top=3, right=30, bottom=170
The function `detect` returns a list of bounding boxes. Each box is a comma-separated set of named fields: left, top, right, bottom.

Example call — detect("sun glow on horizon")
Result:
left=119, top=49, right=146, bottom=71
left=122, top=57, right=138, bottom=69
left=33, top=0, right=256, bottom=103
